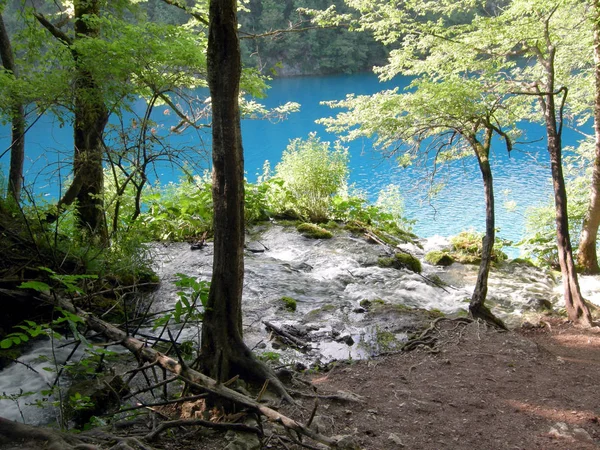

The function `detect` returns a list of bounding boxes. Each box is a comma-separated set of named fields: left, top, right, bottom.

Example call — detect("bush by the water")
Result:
left=272, top=133, right=349, bottom=222
left=129, top=134, right=413, bottom=247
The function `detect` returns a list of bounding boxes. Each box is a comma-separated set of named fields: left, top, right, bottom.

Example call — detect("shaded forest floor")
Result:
left=161, top=317, right=600, bottom=450
left=300, top=317, right=600, bottom=450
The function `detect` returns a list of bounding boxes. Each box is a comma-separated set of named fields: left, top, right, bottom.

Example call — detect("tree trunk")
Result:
left=577, top=0, right=600, bottom=274
left=0, top=13, right=25, bottom=203
left=72, top=0, right=109, bottom=241
left=199, top=0, right=291, bottom=400
left=470, top=151, right=494, bottom=305
left=544, top=92, right=593, bottom=326
left=468, top=135, right=507, bottom=329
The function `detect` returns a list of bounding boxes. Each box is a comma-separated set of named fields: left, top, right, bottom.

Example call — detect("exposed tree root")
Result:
left=469, top=303, right=508, bottom=330
left=399, top=317, right=474, bottom=354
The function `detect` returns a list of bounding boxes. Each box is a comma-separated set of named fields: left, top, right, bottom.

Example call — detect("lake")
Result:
left=0, top=73, right=587, bottom=250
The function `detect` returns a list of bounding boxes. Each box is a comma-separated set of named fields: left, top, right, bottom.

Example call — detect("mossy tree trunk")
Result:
left=469, top=131, right=494, bottom=313
left=577, top=0, right=600, bottom=275
left=199, top=0, right=290, bottom=400
left=34, top=0, right=108, bottom=242
left=0, top=13, right=25, bottom=203
left=72, top=0, right=108, bottom=241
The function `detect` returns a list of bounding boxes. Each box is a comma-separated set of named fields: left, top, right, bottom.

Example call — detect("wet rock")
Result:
left=526, top=298, right=553, bottom=311
left=336, top=334, right=354, bottom=346
left=245, top=241, right=266, bottom=253
left=353, top=306, right=366, bottom=314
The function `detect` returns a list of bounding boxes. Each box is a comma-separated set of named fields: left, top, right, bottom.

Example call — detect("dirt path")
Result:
left=307, top=318, right=600, bottom=449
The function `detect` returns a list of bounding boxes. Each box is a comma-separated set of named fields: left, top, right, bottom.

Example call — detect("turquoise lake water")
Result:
left=0, top=72, right=589, bottom=248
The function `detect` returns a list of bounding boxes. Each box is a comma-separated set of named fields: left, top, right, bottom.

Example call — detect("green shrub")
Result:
left=297, top=222, right=333, bottom=239
left=274, top=133, right=349, bottom=222
left=139, top=175, right=213, bottom=241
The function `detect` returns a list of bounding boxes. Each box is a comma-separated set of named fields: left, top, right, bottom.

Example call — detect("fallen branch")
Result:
left=145, top=418, right=261, bottom=442
left=53, top=299, right=346, bottom=448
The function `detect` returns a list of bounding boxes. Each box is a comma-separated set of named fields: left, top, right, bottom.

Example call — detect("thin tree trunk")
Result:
left=199, top=0, right=291, bottom=401
left=578, top=0, right=600, bottom=274
left=468, top=135, right=506, bottom=329
left=470, top=150, right=494, bottom=310
left=544, top=93, right=593, bottom=326
left=0, top=13, right=25, bottom=203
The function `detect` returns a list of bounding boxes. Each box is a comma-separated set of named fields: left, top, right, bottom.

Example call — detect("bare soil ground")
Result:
left=301, top=317, right=600, bottom=450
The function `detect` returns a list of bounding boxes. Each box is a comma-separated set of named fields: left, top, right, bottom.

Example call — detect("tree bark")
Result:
left=543, top=86, right=593, bottom=326
left=468, top=133, right=507, bottom=329
left=72, top=0, right=109, bottom=241
left=0, top=13, right=25, bottom=203
left=199, top=0, right=291, bottom=400
left=577, top=0, right=600, bottom=274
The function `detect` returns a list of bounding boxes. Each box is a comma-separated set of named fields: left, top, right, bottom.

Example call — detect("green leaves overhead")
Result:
left=320, top=75, right=521, bottom=159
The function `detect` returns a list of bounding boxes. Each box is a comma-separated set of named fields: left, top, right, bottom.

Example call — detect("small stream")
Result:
left=146, top=223, right=567, bottom=364
left=2, top=223, right=598, bottom=424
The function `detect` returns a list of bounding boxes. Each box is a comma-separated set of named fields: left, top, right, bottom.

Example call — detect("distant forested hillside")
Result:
left=237, top=0, right=388, bottom=76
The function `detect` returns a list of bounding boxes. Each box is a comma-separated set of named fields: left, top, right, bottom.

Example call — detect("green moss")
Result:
left=321, top=220, right=340, bottom=230
left=297, top=223, right=333, bottom=239
left=358, top=298, right=386, bottom=310
left=280, top=296, right=297, bottom=312
left=304, top=303, right=336, bottom=320
left=344, top=220, right=368, bottom=234
left=378, top=252, right=422, bottom=273
left=426, top=274, right=448, bottom=287
left=258, top=351, right=281, bottom=362
left=424, top=251, right=454, bottom=266
left=375, top=328, right=402, bottom=353
left=511, top=258, right=537, bottom=268
left=449, top=230, right=507, bottom=265
left=377, top=257, right=395, bottom=268
left=427, top=308, right=445, bottom=318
